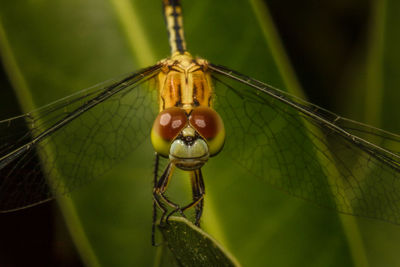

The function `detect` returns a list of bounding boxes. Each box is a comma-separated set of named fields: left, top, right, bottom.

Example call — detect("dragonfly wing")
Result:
left=210, top=64, right=400, bottom=224
left=0, top=65, right=161, bottom=212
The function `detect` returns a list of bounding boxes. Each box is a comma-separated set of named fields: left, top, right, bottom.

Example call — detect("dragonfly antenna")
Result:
left=163, top=0, right=187, bottom=55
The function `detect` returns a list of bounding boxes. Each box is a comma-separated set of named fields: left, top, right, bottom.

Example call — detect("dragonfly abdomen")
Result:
left=163, top=0, right=186, bottom=54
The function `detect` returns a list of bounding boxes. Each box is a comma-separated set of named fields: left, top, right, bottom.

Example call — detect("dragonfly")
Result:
left=1, top=0, right=400, bottom=244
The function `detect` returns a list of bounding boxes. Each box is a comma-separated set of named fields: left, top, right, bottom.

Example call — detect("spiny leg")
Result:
left=156, top=165, right=183, bottom=212
left=166, top=169, right=205, bottom=225
left=153, top=161, right=173, bottom=225
left=193, top=169, right=205, bottom=226
left=152, top=154, right=163, bottom=246
left=153, top=162, right=185, bottom=223
left=152, top=161, right=183, bottom=246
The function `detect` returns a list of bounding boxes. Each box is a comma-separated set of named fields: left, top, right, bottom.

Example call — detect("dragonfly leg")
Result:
left=153, top=162, right=172, bottom=225
left=193, top=169, right=205, bottom=226
left=166, top=169, right=205, bottom=226
left=152, top=199, right=165, bottom=247
left=152, top=154, right=164, bottom=246
left=153, top=162, right=184, bottom=223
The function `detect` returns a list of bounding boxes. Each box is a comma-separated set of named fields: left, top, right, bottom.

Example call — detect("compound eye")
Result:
left=151, top=107, right=188, bottom=157
left=189, top=106, right=225, bottom=156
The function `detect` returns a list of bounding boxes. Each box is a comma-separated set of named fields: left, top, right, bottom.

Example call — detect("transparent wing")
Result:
left=209, top=64, right=400, bottom=224
left=0, top=64, right=161, bottom=212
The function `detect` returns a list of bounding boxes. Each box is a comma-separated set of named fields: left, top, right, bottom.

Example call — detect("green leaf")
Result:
left=158, top=217, right=240, bottom=267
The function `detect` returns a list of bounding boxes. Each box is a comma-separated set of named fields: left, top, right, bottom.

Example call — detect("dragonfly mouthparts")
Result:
left=169, top=138, right=209, bottom=170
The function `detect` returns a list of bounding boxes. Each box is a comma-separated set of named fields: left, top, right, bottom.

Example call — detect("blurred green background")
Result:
left=0, top=0, right=400, bottom=266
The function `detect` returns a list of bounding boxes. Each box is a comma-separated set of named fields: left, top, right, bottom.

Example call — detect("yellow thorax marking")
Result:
left=158, top=52, right=213, bottom=113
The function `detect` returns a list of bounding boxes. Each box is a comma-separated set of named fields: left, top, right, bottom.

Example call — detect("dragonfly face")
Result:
left=151, top=52, right=225, bottom=170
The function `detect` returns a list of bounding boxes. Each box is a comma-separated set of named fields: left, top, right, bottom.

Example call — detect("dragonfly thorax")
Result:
left=157, top=52, right=213, bottom=112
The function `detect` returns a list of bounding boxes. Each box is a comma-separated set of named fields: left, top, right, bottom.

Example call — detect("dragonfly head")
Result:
left=151, top=106, right=225, bottom=170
